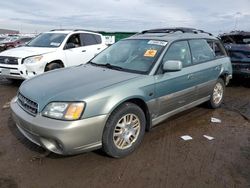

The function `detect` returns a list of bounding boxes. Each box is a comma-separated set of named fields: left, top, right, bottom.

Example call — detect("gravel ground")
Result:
left=0, top=78, right=249, bottom=188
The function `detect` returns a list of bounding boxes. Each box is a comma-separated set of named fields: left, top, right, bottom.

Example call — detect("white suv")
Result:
left=0, top=29, right=107, bottom=80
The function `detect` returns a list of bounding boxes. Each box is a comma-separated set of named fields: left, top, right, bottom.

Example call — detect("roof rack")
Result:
left=50, top=29, right=98, bottom=33
left=140, top=27, right=213, bottom=36
left=50, top=29, right=70, bottom=31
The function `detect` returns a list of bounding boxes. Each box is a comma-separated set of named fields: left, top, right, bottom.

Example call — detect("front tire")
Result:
left=45, top=62, right=63, bottom=72
left=207, top=78, right=225, bottom=109
left=102, top=103, right=146, bottom=158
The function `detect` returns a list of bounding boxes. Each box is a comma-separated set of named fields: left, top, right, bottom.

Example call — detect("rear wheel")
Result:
left=207, top=78, right=225, bottom=109
left=45, top=62, right=63, bottom=72
left=102, top=103, right=146, bottom=158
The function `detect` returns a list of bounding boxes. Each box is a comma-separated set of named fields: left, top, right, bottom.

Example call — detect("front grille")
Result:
left=17, top=93, right=38, bottom=115
left=0, top=56, right=18, bottom=65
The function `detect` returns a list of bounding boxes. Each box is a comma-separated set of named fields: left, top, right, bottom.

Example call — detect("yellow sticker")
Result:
left=144, top=49, right=157, bottom=57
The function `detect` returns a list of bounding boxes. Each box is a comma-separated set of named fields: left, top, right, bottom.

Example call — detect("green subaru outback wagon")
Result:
left=11, top=28, right=232, bottom=158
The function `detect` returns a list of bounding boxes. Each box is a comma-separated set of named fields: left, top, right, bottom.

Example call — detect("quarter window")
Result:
left=162, top=41, right=192, bottom=67
left=208, top=40, right=227, bottom=57
left=189, top=39, right=215, bottom=64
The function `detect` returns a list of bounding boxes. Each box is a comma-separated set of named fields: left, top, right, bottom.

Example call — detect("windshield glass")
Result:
left=27, top=33, right=67, bottom=48
left=221, top=35, right=250, bottom=44
left=91, top=39, right=167, bottom=74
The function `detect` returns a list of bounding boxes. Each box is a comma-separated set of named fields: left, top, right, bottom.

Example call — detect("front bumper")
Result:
left=0, top=59, right=46, bottom=80
left=11, top=99, right=108, bottom=155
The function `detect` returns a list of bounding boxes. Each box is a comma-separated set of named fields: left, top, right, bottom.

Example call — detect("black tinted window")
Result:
left=81, top=33, right=99, bottom=46
left=189, top=39, right=215, bottom=64
left=94, top=35, right=102, bottom=44
left=162, top=41, right=192, bottom=67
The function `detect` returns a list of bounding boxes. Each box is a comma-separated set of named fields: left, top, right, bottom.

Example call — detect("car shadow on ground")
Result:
left=229, top=76, right=250, bottom=88
left=0, top=78, right=23, bottom=86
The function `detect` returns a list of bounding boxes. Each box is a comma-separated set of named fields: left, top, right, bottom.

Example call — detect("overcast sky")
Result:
left=0, top=0, right=250, bottom=35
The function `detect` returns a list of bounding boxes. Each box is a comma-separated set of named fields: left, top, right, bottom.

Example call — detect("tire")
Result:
left=102, top=102, right=146, bottom=158
left=45, top=62, right=63, bottom=72
left=207, top=78, right=225, bottom=109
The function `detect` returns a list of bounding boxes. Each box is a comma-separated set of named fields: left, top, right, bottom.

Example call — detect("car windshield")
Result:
left=90, top=39, right=167, bottom=74
left=27, top=33, right=67, bottom=48
left=221, top=35, right=250, bottom=44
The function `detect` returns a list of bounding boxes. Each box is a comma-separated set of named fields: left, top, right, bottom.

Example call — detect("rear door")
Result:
left=154, top=40, right=198, bottom=116
left=80, top=33, right=104, bottom=62
left=188, top=39, right=224, bottom=99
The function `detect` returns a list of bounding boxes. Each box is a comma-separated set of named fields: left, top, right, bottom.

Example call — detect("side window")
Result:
left=208, top=40, right=227, bottom=57
left=162, top=41, right=192, bottom=67
left=80, top=33, right=98, bottom=46
left=189, top=39, right=215, bottom=64
left=94, top=35, right=102, bottom=44
left=66, top=34, right=81, bottom=48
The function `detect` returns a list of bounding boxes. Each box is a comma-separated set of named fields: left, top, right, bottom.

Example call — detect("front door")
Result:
left=64, top=33, right=87, bottom=66
left=154, top=41, right=198, bottom=117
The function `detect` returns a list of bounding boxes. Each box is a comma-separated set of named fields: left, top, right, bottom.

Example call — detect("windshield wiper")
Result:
left=89, top=62, right=124, bottom=71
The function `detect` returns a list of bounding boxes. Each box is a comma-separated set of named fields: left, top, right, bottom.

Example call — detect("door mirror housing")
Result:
left=65, top=42, right=75, bottom=49
left=163, top=60, right=183, bottom=72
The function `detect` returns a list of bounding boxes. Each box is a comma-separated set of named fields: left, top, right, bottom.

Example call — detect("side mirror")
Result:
left=65, top=42, right=75, bottom=49
left=163, top=60, right=183, bottom=72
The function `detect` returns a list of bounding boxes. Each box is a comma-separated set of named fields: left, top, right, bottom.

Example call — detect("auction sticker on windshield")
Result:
left=144, top=49, right=157, bottom=57
left=50, top=42, right=61, bottom=47
left=148, top=40, right=168, bottom=46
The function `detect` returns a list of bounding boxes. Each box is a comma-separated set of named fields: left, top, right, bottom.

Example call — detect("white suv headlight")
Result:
left=42, top=102, right=85, bottom=120
left=23, top=55, right=43, bottom=64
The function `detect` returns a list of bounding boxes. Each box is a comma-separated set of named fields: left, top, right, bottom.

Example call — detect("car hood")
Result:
left=0, top=46, right=57, bottom=58
left=19, top=65, right=140, bottom=111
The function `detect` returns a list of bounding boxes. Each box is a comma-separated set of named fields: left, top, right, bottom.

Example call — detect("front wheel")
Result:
left=102, top=103, right=146, bottom=158
left=45, top=62, right=63, bottom=72
left=207, top=78, right=225, bottom=109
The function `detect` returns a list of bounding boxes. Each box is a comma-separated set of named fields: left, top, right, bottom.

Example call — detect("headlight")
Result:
left=42, top=102, right=85, bottom=120
left=23, top=55, right=43, bottom=64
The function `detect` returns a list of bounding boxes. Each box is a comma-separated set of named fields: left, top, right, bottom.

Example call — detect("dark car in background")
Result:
left=0, top=37, right=33, bottom=52
left=220, top=31, right=250, bottom=78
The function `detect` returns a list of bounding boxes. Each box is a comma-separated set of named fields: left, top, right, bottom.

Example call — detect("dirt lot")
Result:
left=0, top=78, right=249, bottom=188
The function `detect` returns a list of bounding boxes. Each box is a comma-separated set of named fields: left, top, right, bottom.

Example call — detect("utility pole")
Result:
left=234, top=12, right=241, bottom=31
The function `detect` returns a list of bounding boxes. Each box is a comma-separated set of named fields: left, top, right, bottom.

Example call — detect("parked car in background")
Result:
left=0, top=29, right=107, bottom=80
left=0, top=36, right=6, bottom=42
left=0, top=37, right=33, bottom=52
left=11, top=28, right=232, bottom=158
left=220, top=31, right=250, bottom=78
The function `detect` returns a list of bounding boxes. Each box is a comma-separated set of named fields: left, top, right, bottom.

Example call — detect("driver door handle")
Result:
left=82, top=50, right=86, bottom=52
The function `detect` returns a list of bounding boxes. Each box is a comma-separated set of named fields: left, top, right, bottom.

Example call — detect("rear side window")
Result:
left=94, top=35, right=102, bottom=44
left=162, top=41, right=192, bottom=67
left=208, top=40, right=227, bottom=57
left=80, top=33, right=100, bottom=46
left=189, top=39, right=215, bottom=64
